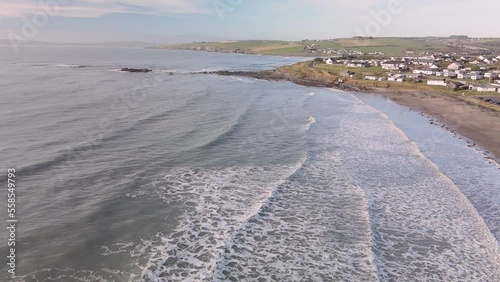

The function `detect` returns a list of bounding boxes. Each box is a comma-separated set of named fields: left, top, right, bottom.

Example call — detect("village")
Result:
left=318, top=54, right=500, bottom=95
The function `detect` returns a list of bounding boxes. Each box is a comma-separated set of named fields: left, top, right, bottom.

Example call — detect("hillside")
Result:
left=155, top=37, right=500, bottom=57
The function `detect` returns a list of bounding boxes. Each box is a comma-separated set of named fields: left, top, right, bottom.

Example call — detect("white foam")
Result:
left=55, top=64, right=84, bottom=68
left=97, top=164, right=305, bottom=281
left=209, top=151, right=379, bottom=281
left=326, top=93, right=500, bottom=280
left=307, top=115, right=316, bottom=125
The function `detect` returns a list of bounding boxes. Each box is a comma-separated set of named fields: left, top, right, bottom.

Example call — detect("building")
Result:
left=471, top=74, right=484, bottom=80
left=382, top=61, right=407, bottom=70
left=346, top=61, right=369, bottom=68
left=444, top=72, right=458, bottom=78
left=447, top=62, right=464, bottom=70
left=447, top=81, right=466, bottom=91
left=469, top=84, right=498, bottom=92
left=427, top=79, right=447, bottom=86
left=407, top=73, right=423, bottom=79
left=413, top=68, right=438, bottom=75
left=364, top=76, right=379, bottom=81
left=457, top=73, right=471, bottom=79
left=325, top=58, right=334, bottom=65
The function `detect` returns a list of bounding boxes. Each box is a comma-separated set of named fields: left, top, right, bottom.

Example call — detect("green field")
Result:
left=155, top=37, right=500, bottom=56
left=314, top=64, right=386, bottom=76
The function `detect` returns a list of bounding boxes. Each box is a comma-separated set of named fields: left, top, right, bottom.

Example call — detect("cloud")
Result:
left=0, top=0, right=207, bottom=18
left=305, top=0, right=386, bottom=9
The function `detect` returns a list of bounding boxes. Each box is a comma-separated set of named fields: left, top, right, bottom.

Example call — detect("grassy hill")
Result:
left=155, top=37, right=500, bottom=57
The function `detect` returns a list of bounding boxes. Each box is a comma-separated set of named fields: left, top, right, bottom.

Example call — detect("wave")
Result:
left=304, top=114, right=316, bottom=131
left=209, top=151, right=379, bottom=281
left=15, top=89, right=214, bottom=177
left=13, top=268, right=123, bottom=282
left=196, top=108, right=251, bottom=150
left=55, top=64, right=89, bottom=68
left=336, top=94, right=500, bottom=280
left=182, top=94, right=259, bottom=152
left=137, top=160, right=307, bottom=281
left=307, top=115, right=316, bottom=124
left=191, top=67, right=225, bottom=73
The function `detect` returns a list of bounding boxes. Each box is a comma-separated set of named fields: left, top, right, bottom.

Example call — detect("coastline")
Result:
left=370, top=89, right=500, bottom=162
left=207, top=69, right=500, bottom=162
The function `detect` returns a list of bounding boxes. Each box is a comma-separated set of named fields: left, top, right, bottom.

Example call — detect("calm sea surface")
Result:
left=0, top=46, right=499, bottom=281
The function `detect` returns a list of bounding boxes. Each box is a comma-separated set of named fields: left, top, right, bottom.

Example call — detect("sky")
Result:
left=0, top=0, right=499, bottom=43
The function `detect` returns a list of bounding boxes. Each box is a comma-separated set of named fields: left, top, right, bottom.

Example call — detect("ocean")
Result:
left=0, top=46, right=499, bottom=281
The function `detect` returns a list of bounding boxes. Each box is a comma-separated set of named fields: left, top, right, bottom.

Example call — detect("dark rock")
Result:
left=121, top=68, right=152, bottom=73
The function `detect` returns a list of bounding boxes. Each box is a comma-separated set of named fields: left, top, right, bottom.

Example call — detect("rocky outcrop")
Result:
left=197, top=70, right=361, bottom=92
left=121, top=68, right=152, bottom=73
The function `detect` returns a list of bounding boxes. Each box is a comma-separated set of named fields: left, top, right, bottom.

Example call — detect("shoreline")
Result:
left=370, top=88, right=500, bottom=163
left=207, top=69, right=500, bottom=162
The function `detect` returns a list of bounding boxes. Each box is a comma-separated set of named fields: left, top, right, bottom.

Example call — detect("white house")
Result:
left=457, top=73, right=471, bottom=79
left=427, top=79, right=447, bottom=86
left=325, top=58, right=334, bottom=65
left=407, top=73, right=423, bottom=79
left=469, top=84, right=498, bottom=92
left=346, top=62, right=369, bottom=68
left=382, top=61, right=406, bottom=70
left=415, top=69, right=436, bottom=75
left=444, top=72, right=458, bottom=78
left=471, top=75, right=484, bottom=80
left=423, top=69, right=437, bottom=75
left=365, top=76, right=379, bottom=81
left=447, top=62, right=463, bottom=70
